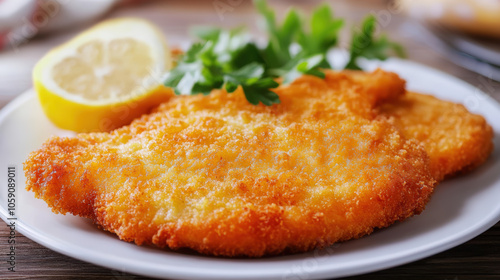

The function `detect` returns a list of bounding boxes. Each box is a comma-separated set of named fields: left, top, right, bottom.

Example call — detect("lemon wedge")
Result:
left=33, top=18, right=173, bottom=132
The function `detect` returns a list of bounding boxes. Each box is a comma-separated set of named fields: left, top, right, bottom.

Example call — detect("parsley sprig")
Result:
left=164, top=0, right=404, bottom=106
left=164, top=29, right=280, bottom=105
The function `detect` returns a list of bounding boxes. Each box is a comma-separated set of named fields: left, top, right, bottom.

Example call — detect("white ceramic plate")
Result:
left=1, top=58, right=500, bottom=280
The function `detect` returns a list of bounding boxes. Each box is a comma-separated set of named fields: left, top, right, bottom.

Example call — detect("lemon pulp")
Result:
left=33, top=18, right=173, bottom=132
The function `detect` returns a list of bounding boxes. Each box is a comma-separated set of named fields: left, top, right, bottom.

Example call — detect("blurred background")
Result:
left=0, top=0, right=499, bottom=107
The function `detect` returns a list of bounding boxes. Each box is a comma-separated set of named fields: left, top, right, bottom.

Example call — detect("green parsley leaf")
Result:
left=296, top=4, right=344, bottom=59
left=282, top=54, right=326, bottom=84
left=255, top=0, right=301, bottom=69
left=345, top=15, right=406, bottom=70
left=165, top=28, right=281, bottom=106
left=255, top=0, right=341, bottom=83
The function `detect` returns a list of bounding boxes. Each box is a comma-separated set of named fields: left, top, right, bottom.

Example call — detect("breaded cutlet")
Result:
left=24, top=69, right=436, bottom=256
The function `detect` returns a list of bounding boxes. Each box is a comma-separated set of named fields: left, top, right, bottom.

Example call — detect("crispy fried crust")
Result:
left=379, top=92, right=494, bottom=181
left=24, top=69, right=436, bottom=257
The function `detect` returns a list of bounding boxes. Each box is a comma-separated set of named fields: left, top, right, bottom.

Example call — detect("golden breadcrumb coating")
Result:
left=24, top=69, right=436, bottom=257
left=379, top=92, right=494, bottom=181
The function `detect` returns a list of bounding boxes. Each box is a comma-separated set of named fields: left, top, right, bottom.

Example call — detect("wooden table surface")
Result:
left=1, top=0, right=499, bottom=279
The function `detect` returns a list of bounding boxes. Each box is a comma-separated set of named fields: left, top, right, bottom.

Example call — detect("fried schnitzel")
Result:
left=24, top=69, right=435, bottom=257
left=379, top=92, right=494, bottom=181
